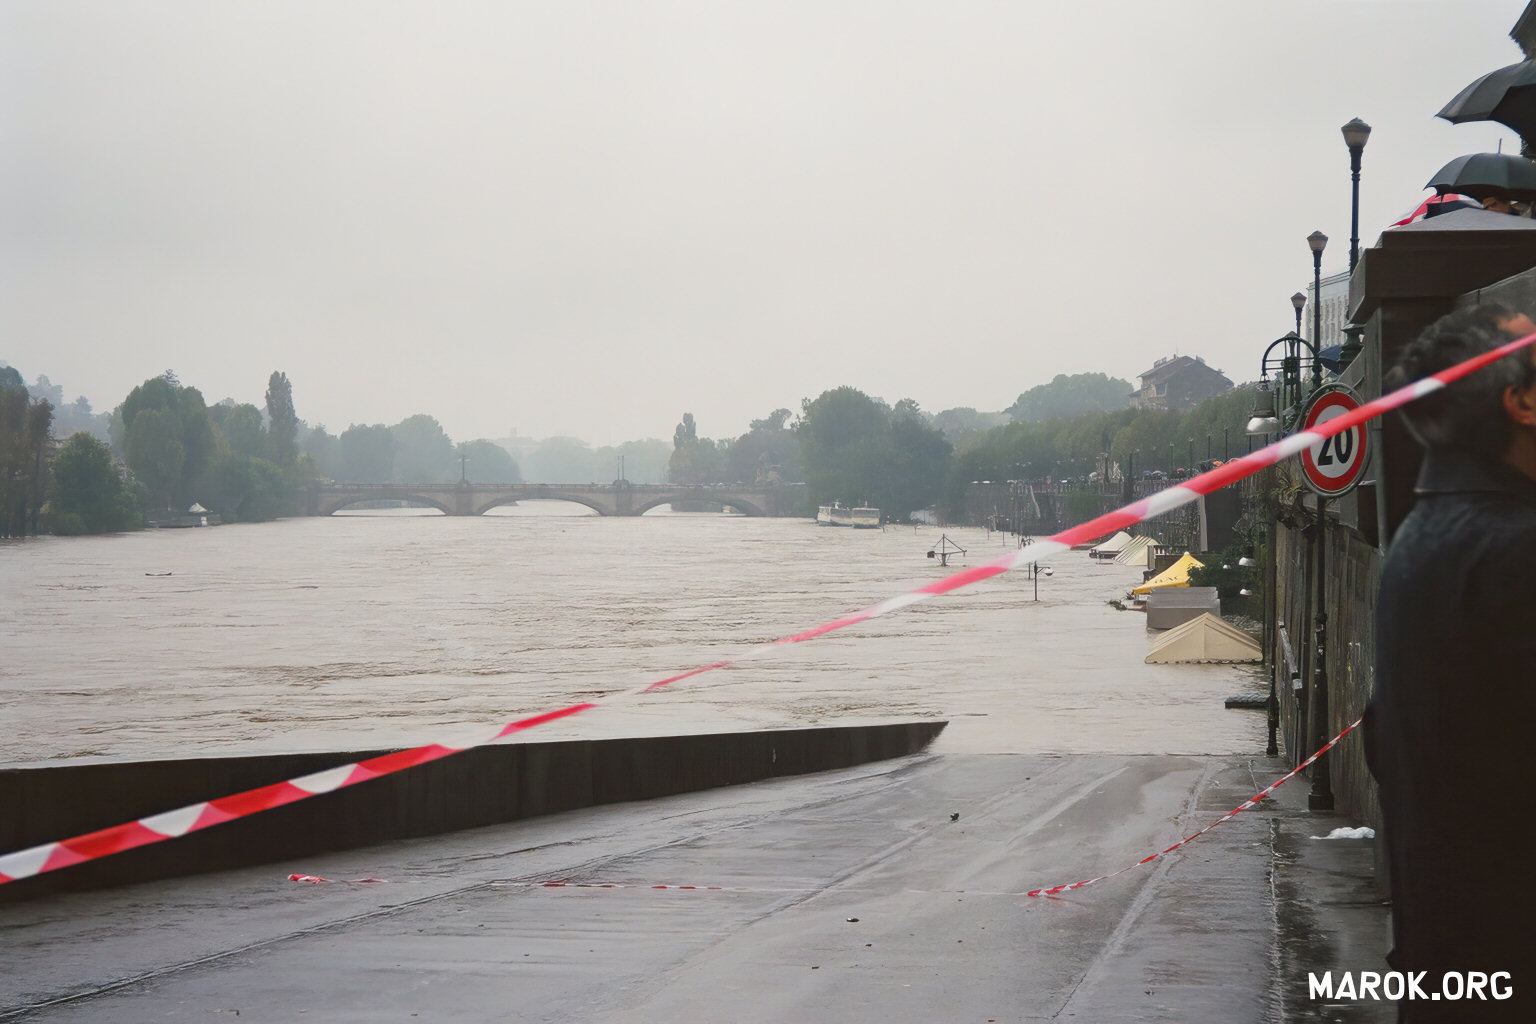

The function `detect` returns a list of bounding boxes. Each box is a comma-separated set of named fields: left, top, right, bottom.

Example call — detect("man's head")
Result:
left=1387, top=303, right=1536, bottom=458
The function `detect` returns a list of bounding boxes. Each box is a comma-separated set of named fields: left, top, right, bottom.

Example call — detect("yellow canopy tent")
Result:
left=1132, top=552, right=1204, bottom=595
left=1145, top=613, right=1262, bottom=664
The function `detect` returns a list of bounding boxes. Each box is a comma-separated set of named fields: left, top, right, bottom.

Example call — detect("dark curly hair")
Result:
left=1386, top=302, right=1536, bottom=454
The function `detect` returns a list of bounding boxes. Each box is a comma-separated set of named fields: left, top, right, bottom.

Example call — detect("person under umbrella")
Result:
left=1425, top=151, right=1536, bottom=216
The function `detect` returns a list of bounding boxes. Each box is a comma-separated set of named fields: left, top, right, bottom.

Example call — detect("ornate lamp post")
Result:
left=1341, top=118, right=1371, bottom=275
left=1307, top=232, right=1327, bottom=390
left=1305, top=229, right=1334, bottom=810
left=1340, top=119, right=1371, bottom=369
left=1291, top=292, right=1306, bottom=338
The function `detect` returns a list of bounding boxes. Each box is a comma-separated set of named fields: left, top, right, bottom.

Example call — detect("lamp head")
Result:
left=1247, top=380, right=1280, bottom=435
left=1291, top=292, right=1307, bottom=314
left=1307, top=230, right=1328, bottom=255
left=1340, top=117, right=1372, bottom=152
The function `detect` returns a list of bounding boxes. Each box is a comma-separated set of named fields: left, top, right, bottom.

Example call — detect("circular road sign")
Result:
left=1300, top=385, right=1369, bottom=497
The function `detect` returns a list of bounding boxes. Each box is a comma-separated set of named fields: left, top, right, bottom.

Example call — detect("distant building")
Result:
left=1304, top=269, right=1351, bottom=352
left=1129, top=355, right=1234, bottom=411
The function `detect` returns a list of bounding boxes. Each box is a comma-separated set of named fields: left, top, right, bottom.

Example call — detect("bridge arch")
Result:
left=633, top=493, right=766, bottom=517
left=474, top=492, right=608, bottom=516
left=322, top=494, right=452, bottom=516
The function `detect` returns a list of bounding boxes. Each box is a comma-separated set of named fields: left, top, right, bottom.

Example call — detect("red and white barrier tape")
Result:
left=3, top=332, right=1529, bottom=887
left=1024, top=715, right=1363, bottom=897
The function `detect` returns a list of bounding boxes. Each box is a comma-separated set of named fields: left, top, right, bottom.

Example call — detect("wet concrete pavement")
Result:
left=0, top=748, right=1392, bottom=1023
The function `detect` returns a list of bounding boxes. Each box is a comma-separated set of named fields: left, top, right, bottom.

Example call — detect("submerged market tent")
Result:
left=1145, top=613, right=1262, bottom=664
left=1114, top=535, right=1158, bottom=567
left=1089, top=531, right=1133, bottom=559
left=1131, top=552, right=1204, bottom=594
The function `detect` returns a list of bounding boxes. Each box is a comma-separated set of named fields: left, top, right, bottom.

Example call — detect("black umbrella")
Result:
left=1426, top=152, right=1536, bottom=201
left=1438, top=59, right=1536, bottom=141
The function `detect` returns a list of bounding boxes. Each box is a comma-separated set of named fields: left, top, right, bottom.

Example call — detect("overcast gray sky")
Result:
left=1, top=1, right=1528, bottom=446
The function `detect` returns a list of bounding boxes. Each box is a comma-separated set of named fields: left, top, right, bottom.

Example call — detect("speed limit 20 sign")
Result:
left=1300, top=385, right=1369, bottom=497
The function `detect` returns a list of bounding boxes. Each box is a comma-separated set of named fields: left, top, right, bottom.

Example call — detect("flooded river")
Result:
left=0, top=507, right=1266, bottom=765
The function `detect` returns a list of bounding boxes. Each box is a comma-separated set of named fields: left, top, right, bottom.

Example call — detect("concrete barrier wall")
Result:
left=0, top=721, right=946, bottom=903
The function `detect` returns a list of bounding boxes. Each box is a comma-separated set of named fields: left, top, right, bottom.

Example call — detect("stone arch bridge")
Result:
left=309, top=482, right=807, bottom=518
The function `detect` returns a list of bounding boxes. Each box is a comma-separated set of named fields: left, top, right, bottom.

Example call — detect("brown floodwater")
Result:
left=0, top=507, right=1267, bottom=765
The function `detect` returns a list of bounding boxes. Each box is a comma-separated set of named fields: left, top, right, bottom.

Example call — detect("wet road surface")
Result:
left=0, top=749, right=1390, bottom=1023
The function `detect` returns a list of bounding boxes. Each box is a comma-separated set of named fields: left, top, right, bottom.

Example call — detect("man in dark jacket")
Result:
left=1368, top=302, right=1536, bottom=1021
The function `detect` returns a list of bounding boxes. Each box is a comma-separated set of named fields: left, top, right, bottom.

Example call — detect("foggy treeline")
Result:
left=2, top=362, right=1258, bottom=536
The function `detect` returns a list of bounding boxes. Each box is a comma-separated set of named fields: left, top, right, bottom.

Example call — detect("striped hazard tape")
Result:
left=3, top=330, right=1530, bottom=888
left=1024, top=716, right=1363, bottom=897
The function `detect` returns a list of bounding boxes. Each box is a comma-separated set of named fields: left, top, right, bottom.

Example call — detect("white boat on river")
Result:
left=817, top=503, right=880, bottom=528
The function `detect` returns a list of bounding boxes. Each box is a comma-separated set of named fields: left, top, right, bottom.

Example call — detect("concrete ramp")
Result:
left=0, top=720, right=945, bottom=902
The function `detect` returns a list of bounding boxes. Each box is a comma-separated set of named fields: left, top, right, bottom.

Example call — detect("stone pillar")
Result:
left=1350, top=210, right=1536, bottom=544
left=453, top=482, right=475, bottom=516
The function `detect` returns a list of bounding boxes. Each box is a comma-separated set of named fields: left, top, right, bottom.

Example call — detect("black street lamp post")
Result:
left=1307, top=233, right=1327, bottom=388
left=1341, top=118, right=1371, bottom=276
left=1340, top=118, right=1371, bottom=369
left=1291, top=292, right=1306, bottom=338
left=1306, top=228, right=1334, bottom=810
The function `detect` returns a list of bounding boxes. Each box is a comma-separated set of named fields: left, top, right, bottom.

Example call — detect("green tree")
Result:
left=51, top=433, right=140, bottom=534
left=391, top=414, right=455, bottom=483
left=797, top=390, right=950, bottom=519
left=593, top=438, right=671, bottom=484
left=727, top=410, right=802, bottom=485
left=457, top=439, right=521, bottom=484
left=1007, top=373, right=1132, bottom=423
left=338, top=424, right=395, bottom=484
left=523, top=436, right=593, bottom=483
left=799, top=387, right=890, bottom=509
left=116, top=372, right=217, bottom=507
left=205, top=452, right=286, bottom=522
left=887, top=402, right=953, bottom=519
left=669, top=412, right=722, bottom=484
left=303, top=423, right=342, bottom=480
left=118, top=372, right=180, bottom=436
left=931, top=407, right=1007, bottom=441
left=750, top=408, right=793, bottom=433
left=125, top=408, right=185, bottom=508
left=265, top=371, right=298, bottom=466
left=1189, top=541, right=1261, bottom=614
left=0, top=375, right=52, bottom=537
left=220, top=403, right=267, bottom=460
left=673, top=412, right=698, bottom=448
